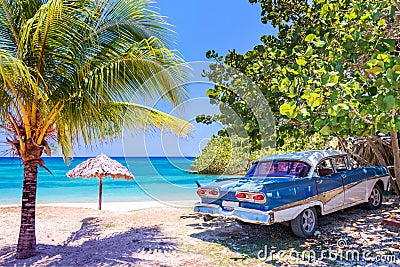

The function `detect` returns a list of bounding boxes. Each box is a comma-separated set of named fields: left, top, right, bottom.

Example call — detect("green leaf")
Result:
left=317, top=67, right=325, bottom=75
left=305, top=34, right=316, bottom=42
left=300, top=108, right=310, bottom=116
left=366, top=66, right=384, bottom=75
left=392, top=65, right=400, bottom=74
left=377, top=95, right=395, bottom=111
left=384, top=95, right=395, bottom=110
left=313, top=40, right=326, bottom=47
left=328, top=106, right=337, bottom=116
left=287, top=68, right=299, bottom=75
left=279, top=103, right=291, bottom=115
left=307, top=93, right=322, bottom=107
left=328, top=103, right=349, bottom=117
left=288, top=85, right=297, bottom=98
left=337, top=103, right=349, bottom=111
left=321, top=3, right=329, bottom=16
left=304, top=45, right=314, bottom=57
left=320, top=125, right=331, bottom=136
left=360, top=12, right=371, bottom=21
left=366, top=59, right=380, bottom=68
left=314, top=119, right=325, bottom=128
left=206, top=89, right=219, bottom=98
left=377, top=19, right=386, bottom=26
left=377, top=53, right=390, bottom=63
left=348, top=11, right=357, bottom=19
left=296, top=57, right=307, bottom=66
left=345, top=34, right=355, bottom=41
left=381, top=39, right=396, bottom=53
left=279, top=77, right=290, bottom=91
left=326, top=73, right=339, bottom=87
left=279, top=103, right=297, bottom=118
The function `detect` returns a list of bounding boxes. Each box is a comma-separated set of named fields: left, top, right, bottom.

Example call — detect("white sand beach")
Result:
left=42, top=201, right=171, bottom=212
left=0, top=200, right=199, bottom=213
left=1, top=199, right=399, bottom=266
left=0, top=201, right=169, bottom=212
left=0, top=204, right=211, bottom=266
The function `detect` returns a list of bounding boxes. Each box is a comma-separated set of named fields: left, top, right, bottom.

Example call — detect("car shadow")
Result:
left=186, top=201, right=399, bottom=263
left=188, top=216, right=309, bottom=263
left=0, top=217, right=177, bottom=266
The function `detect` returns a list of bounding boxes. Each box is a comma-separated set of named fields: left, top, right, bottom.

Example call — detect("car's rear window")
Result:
left=245, top=160, right=310, bottom=178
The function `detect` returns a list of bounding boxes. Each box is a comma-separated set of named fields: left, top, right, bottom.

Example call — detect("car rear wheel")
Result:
left=364, top=185, right=382, bottom=210
left=203, top=215, right=215, bottom=222
left=291, top=207, right=318, bottom=238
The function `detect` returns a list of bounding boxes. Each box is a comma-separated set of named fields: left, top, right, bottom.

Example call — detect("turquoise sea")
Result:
left=0, top=157, right=220, bottom=205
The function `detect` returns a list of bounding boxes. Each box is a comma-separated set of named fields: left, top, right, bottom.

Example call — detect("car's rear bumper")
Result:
left=194, top=203, right=274, bottom=225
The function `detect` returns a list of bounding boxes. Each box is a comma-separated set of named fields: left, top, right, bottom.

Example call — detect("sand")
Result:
left=0, top=202, right=211, bottom=267
left=1, top=199, right=399, bottom=266
left=0, top=199, right=201, bottom=212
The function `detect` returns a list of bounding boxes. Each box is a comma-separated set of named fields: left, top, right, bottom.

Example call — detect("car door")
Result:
left=333, top=155, right=367, bottom=205
left=315, top=158, right=345, bottom=213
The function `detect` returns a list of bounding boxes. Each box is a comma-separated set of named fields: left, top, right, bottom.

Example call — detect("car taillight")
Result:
left=236, top=192, right=247, bottom=199
left=196, top=188, right=219, bottom=198
left=209, top=189, right=219, bottom=196
left=196, top=188, right=206, bottom=196
left=236, top=191, right=266, bottom=203
left=253, top=194, right=265, bottom=201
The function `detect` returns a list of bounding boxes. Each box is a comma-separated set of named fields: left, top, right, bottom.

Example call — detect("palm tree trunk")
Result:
left=16, top=162, right=38, bottom=259
left=99, top=177, right=103, bottom=210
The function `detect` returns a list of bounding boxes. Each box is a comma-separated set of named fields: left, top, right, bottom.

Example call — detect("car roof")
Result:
left=256, top=150, right=347, bottom=167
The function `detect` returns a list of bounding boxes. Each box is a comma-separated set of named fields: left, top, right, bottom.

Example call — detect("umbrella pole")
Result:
left=98, top=177, right=103, bottom=210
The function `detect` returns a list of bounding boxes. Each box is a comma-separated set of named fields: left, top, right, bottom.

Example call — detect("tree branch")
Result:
left=339, top=96, right=374, bottom=125
left=366, top=137, right=387, bottom=166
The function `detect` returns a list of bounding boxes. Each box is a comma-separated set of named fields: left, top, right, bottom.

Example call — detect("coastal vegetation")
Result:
left=192, top=134, right=327, bottom=175
left=194, top=0, right=400, bottom=192
left=0, top=0, right=190, bottom=259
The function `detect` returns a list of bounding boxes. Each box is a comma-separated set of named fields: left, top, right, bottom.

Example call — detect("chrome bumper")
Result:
left=194, top=203, right=274, bottom=225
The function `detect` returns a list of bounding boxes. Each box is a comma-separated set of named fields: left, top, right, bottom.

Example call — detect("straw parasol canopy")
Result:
left=67, top=154, right=134, bottom=210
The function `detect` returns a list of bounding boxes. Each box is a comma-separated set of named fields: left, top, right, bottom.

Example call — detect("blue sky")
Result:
left=71, top=0, right=275, bottom=157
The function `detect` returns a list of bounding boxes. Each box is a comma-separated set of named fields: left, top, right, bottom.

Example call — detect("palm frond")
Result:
left=76, top=37, right=187, bottom=104
left=0, top=0, right=190, bottom=160
left=56, top=101, right=192, bottom=159
left=0, top=49, right=41, bottom=105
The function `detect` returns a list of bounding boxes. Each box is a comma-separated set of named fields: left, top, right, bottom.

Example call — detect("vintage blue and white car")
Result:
left=194, top=150, right=390, bottom=238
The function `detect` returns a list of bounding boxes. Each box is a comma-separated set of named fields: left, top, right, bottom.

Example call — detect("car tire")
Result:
left=290, top=207, right=318, bottom=238
left=364, top=185, right=383, bottom=210
left=203, top=215, right=214, bottom=222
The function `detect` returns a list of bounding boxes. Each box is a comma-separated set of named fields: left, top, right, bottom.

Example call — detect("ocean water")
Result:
left=0, top=157, right=221, bottom=205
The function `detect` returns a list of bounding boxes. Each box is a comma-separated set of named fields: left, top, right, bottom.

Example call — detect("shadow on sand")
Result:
left=187, top=215, right=307, bottom=263
left=185, top=203, right=400, bottom=265
left=0, top=217, right=177, bottom=266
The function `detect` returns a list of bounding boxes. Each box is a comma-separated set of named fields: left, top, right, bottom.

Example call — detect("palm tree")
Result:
left=0, top=0, right=191, bottom=259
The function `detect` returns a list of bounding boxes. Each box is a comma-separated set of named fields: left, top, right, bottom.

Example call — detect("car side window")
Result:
left=332, top=156, right=349, bottom=172
left=317, top=158, right=334, bottom=176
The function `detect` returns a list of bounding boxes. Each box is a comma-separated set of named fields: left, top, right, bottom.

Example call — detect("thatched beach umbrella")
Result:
left=67, top=154, right=134, bottom=210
